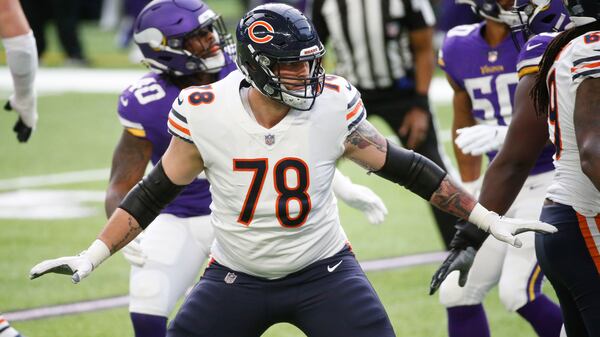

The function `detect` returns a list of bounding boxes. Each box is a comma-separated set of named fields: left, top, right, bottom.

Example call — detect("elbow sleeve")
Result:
left=118, top=160, right=185, bottom=229
left=373, top=140, right=446, bottom=200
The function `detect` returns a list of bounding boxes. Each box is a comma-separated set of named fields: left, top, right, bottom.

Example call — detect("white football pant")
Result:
left=129, top=213, right=214, bottom=316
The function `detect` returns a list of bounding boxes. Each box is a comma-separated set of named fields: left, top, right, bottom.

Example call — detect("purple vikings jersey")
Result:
left=439, top=23, right=553, bottom=174
left=117, top=63, right=236, bottom=217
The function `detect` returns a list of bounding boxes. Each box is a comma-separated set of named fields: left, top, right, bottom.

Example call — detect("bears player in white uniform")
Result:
left=29, top=4, right=556, bottom=337
left=529, top=0, right=600, bottom=334
left=432, top=0, right=600, bottom=335
left=109, top=1, right=387, bottom=336
left=434, top=1, right=564, bottom=336
left=1, top=0, right=37, bottom=142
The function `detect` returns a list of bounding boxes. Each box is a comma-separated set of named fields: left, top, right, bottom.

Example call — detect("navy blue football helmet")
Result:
left=236, top=3, right=326, bottom=111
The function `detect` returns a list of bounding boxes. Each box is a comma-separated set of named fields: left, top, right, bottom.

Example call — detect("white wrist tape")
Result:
left=468, top=203, right=500, bottom=233
left=82, top=239, right=111, bottom=269
left=4, top=30, right=37, bottom=94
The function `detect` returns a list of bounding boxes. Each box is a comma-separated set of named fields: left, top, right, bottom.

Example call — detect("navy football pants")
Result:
left=167, top=248, right=395, bottom=337
left=537, top=203, right=600, bottom=337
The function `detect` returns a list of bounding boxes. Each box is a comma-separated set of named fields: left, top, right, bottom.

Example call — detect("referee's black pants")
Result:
left=360, top=87, right=457, bottom=249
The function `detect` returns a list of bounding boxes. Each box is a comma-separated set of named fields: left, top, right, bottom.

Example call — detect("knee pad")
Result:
left=129, top=269, right=171, bottom=316
left=439, top=271, right=487, bottom=307
left=499, top=235, right=540, bottom=311
left=499, top=284, right=529, bottom=312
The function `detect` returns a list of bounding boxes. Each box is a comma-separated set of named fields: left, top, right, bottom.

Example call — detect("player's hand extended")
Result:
left=5, top=94, right=37, bottom=142
left=29, top=240, right=110, bottom=284
left=122, top=238, right=147, bottom=267
left=482, top=213, right=557, bottom=248
left=429, top=247, right=476, bottom=295
left=455, top=124, right=508, bottom=156
left=29, top=253, right=94, bottom=284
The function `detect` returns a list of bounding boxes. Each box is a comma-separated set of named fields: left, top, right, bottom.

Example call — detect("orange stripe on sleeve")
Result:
left=571, top=61, right=600, bottom=73
left=576, top=213, right=600, bottom=274
left=168, top=117, right=190, bottom=136
left=345, top=100, right=363, bottom=120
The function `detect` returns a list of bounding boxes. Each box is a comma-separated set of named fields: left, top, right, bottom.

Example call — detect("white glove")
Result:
left=29, top=240, right=110, bottom=284
left=455, top=125, right=508, bottom=156
left=9, top=93, right=38, bottom=128
left=122, top=237, right=147, bottom=267
left=468, top=203, right=557, bottom=247
left=332, top=169, right=388, bottom=225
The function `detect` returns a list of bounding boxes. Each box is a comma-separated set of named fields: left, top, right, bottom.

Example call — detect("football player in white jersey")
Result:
left=432, top=0, right=600, bottom=335
left=0, top=0, right=37, bottom=142
left=28, top=4, right=556, bottom=337
left=433, top=1, right=564, bottom=336
left=528, top=0, right=600, bottom=334
left=109, top=2, right=387, bottom=336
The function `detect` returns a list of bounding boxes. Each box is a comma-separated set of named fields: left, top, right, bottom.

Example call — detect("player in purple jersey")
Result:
left=106, top=2, right=388, bottom=336
left=434, top=1, right=563, bottom=336
left=104, top=1, right=236, bottom=336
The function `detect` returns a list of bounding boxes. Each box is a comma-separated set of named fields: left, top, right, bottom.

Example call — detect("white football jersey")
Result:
left=545, top=31, right=600, bottom=216
left=167, top=70, right=366, bottom=279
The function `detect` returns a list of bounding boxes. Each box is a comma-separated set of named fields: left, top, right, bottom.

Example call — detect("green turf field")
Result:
left=0, top=4, right=558, bottom=336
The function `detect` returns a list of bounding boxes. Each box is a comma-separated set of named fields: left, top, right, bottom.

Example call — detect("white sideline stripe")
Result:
left=4, top=296, right=129, bottom=322
left=0, top=67, right=454, bottom=104
left=4, top=251, right=446, bottom=322
left=0, top=169, right=110, bottom=191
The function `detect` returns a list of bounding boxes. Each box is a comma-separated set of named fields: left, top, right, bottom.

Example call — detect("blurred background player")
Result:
left=105, top=1, right=235, bottom=336
left=107, top=1, right=388, bottom=336
left=312, top=0, right=460, bottom=249
left=0, top=0, right=38, bottom=142
left=435, top=0, right=563, bottom=336
left=20, top=0, right=89, bottom=66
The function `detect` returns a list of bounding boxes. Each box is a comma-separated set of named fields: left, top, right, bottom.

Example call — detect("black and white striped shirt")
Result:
left=312, top=0, right=436, bottom=90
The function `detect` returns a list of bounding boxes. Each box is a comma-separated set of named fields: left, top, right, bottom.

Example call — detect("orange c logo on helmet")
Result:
left=248, top=21, right=274, bottom=44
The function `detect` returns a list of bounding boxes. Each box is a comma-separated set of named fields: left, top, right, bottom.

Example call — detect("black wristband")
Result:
left=450, top=219, right=490, bottom=250
left=412, top=93, right=430, bottom=112
left=373, top=140, right=446, bottom=200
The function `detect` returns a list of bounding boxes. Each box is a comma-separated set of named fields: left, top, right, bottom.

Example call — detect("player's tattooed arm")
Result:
left=105, top=130, right=153, bottom=218
left=429, top=175, right=477, bottom=221
left=344, top=120, right=388, bottom=171
left=99, top=210, right=144, bottom=254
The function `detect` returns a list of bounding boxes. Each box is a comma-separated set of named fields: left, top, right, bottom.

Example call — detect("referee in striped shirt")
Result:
left=312, top=0, right=457, bottom=249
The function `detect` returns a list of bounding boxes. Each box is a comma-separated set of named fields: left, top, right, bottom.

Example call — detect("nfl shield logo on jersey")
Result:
left=265, top=134, right=275, bottom=145
left=488, top=50, right=498, bottom=63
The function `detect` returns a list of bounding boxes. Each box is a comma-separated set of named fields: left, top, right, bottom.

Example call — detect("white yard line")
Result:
left=4, top=251, right=446, bottom=322
left=0, top=169, right=110, bottom=191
